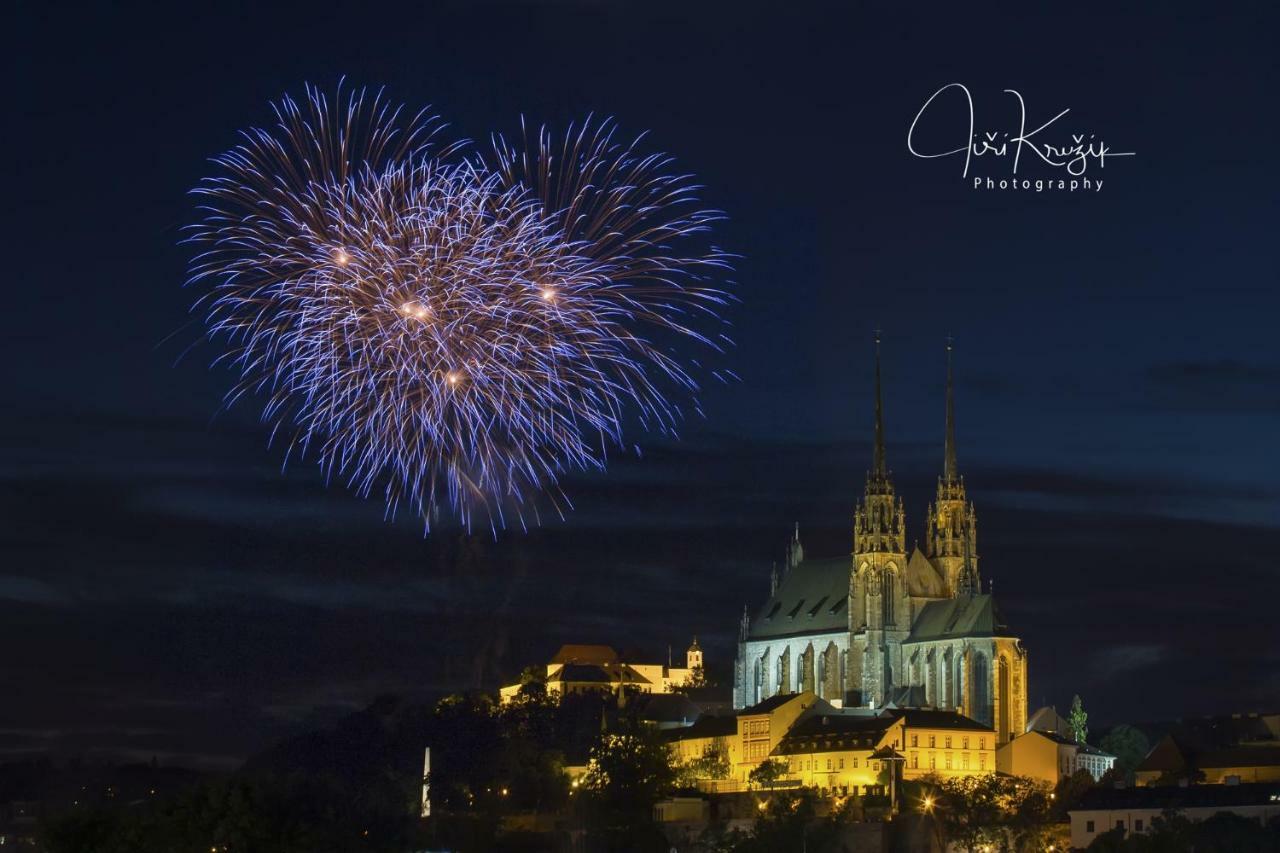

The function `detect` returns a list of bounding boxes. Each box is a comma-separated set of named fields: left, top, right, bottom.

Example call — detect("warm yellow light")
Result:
left=501, top=787, right=509, bottom=796
left=922, top=796, right=934, bottom=811
left=334, top=249, right=350, bottom=266
left=540, top=287, right=555, bottom=302
left=447, top=372, right=460, bottom=385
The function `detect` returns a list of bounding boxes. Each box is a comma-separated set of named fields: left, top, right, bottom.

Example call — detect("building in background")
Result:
left=667, top=690, right=997, bottom=794
left=996, top=729, right=1116, bottom=785
left=733, top=342, right=1028, bottom=745
left=499, top=641, right=702, bottom=703
left=1134, top=712, right=1280, bottom=786
left=1068, top=782, right=1280, bottom=848
left=1025, top=705, right=1073, bottom=738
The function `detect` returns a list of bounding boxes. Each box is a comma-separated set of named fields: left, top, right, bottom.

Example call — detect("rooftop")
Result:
left=739, top=692, right=816, bottom=716
left=773, top=714, right=893, bottom=755
left=665, top=715, right=738, bottom=742
left=905, top=594, right=1008, bottom=643
left=748, top=556, right=851, bottom=640
left=1073, top=782, right=1280, bottom=812
left=550, top=644, right=619, bottom=665
left=887, top=708, right=993, bottom=732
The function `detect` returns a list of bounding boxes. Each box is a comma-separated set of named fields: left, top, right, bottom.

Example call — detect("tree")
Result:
left=580, top=729, right=677, bottom=822
left=496, top=686, right=570, bottom=813
left=733, top=788, right=820, bottom=853
left=678, top=739, right=731, bottom=787
left=747, top=758, right=788, bottom=792
left=575, top=726, right=677, bottom=852
left=1053, top=768, right=1097, bottom=818
left=929, top=774, right=1056, bottom=853
left=1069, top=695, right=1089, bottom=743
left=932, top=774, right=1007, bottom=853
left=1099, top=724, right=1151, bottom=778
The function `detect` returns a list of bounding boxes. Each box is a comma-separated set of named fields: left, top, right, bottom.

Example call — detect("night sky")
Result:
left=7, top=2, right=1277, bottom=769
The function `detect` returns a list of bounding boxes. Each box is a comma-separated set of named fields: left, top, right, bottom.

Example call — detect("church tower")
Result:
left=849, top=334, right=908, bottom=707
left=686, top=637, right=703, bottom=671
left=925, top=341, right=979, bottom=597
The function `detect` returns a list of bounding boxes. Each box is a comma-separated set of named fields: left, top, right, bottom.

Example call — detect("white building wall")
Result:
left=1071, top=804, right=1280, bottom=849
left=736, top=631, right=848, bottom=708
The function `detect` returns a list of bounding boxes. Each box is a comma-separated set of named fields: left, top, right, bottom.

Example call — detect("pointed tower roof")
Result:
left=944, top=338, right=958, bottom=482
left=872, top=330, right=887, bottom=477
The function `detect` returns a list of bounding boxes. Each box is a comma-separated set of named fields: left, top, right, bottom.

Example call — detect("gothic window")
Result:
left=972, top=653, right=991, bottom=726
left=883, top=567, right=896, bottom=626
left=801, top=644, right=816, bottom=693
left=823, top=642, right=840, bottom=699
left=998, top=655, right=1012, bottom=743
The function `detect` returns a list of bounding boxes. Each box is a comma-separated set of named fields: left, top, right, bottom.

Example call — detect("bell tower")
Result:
left=850, top=333, right=907, bottom=707
left=925, top=340, right=979, bottom=596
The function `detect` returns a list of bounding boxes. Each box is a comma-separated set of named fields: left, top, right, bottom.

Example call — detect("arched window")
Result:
left=998, top=656, right=1012, bottom=743
left=942, top=648, right=953, bottom=709
left=883, top=568, right=896, bottom=626
left=823, top=642, right=841, bottom=699
left=856, top=563, right=870, bottom=629
left=972, top=653, right=991, bottom=726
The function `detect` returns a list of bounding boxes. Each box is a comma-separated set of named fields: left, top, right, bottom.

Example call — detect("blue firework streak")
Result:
left=186, top=85, right=735, bottom=531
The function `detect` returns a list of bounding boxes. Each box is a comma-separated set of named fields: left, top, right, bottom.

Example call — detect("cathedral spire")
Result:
left=927, top=338, right=978, bottom=596
left=872, top=330, right=887, bottom=478
left=944, top=337, right=958, bottom=483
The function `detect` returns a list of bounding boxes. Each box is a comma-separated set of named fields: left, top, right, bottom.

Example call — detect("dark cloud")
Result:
left=1144, top=360, right=1280, bottom=412
left=7, top=0, right=1278, bottom=770
left=4, top=401, right=1279, bottom=766
left=1093, top=645, right=1168, bottom=680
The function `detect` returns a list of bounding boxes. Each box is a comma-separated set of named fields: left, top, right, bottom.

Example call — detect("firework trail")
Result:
left=186, top=84, right=734, bottom=530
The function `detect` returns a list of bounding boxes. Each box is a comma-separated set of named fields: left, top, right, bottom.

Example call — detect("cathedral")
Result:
left=733, top=343, right=1029, bottom=745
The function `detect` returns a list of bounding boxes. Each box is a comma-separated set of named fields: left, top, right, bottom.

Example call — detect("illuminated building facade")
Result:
left=499, top=642, right=701, bottom=703
left=996, top=729, right=1116, bottom=785
left=733, top=343, right=1028, bottom=745
left=668, top=690, right=997, bottom=792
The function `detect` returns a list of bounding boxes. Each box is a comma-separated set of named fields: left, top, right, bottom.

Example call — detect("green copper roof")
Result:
left=904, top=594, right=1007, bottom=642
left=748, top=555, right=850, bottom=640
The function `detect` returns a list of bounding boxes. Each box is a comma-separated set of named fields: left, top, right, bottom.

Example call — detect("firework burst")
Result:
left=186, top=85, right=734, bottom=530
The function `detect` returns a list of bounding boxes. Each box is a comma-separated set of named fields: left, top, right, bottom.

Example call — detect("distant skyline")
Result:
left=5, top=1, right=1277, bottom=768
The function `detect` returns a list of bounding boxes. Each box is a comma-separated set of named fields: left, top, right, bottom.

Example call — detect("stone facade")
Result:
left=734, top=344, right=1028, bottom=744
